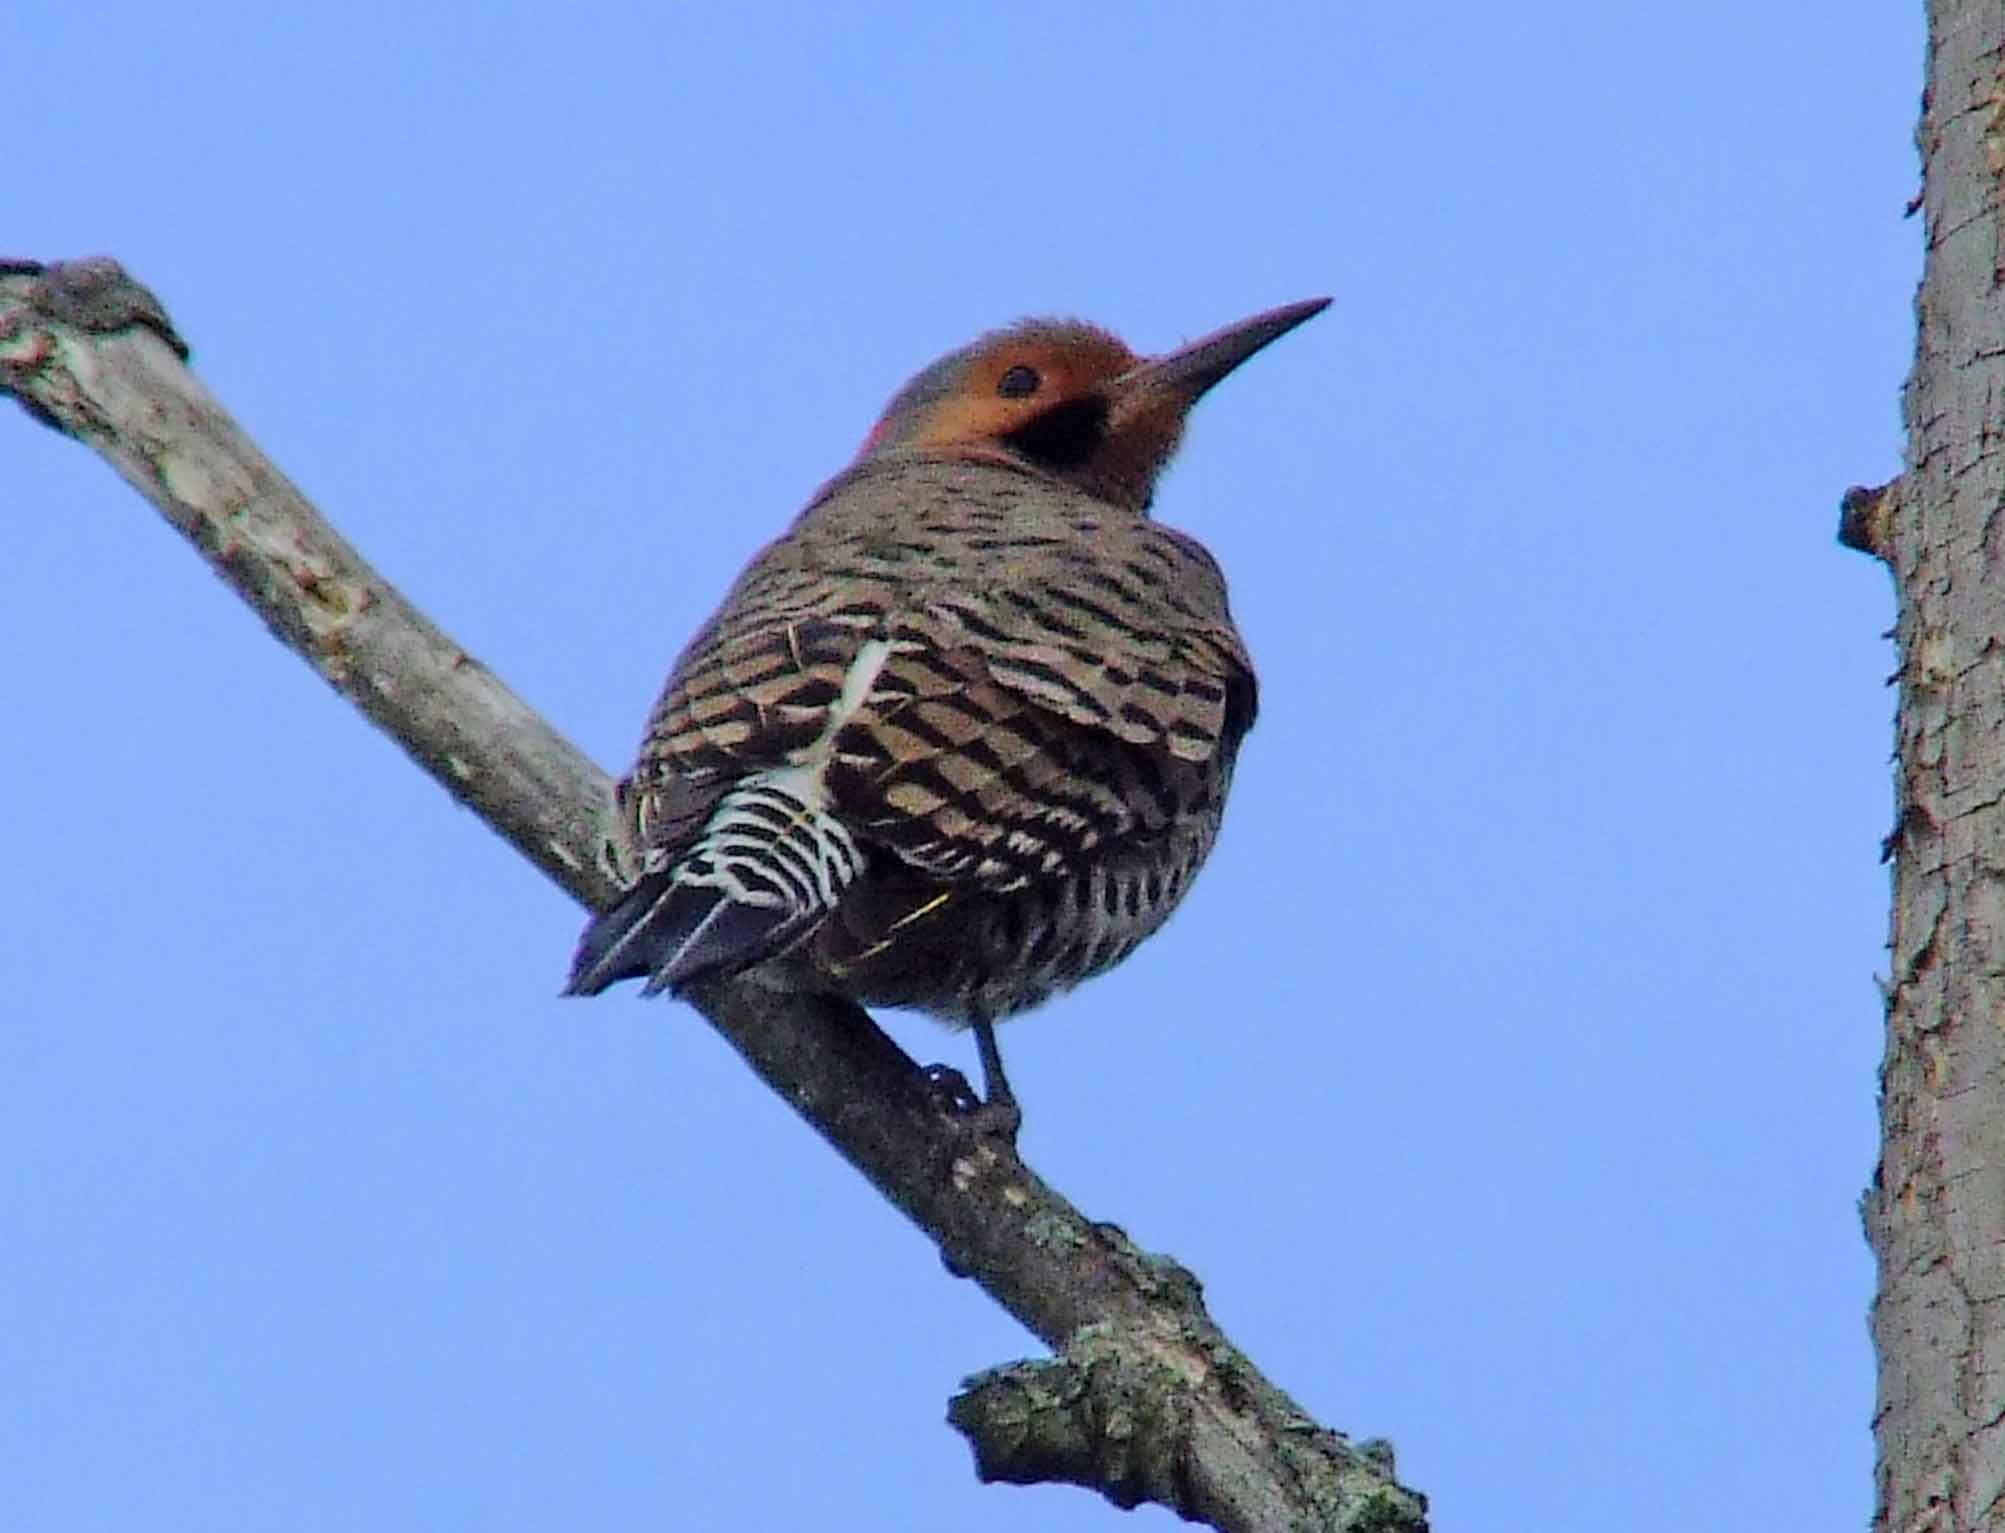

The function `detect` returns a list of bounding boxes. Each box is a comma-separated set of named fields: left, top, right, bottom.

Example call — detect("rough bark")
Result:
left=1, top=256, right=1426, bottom=1533
left=1851, top=5, right=2005, bottom=1527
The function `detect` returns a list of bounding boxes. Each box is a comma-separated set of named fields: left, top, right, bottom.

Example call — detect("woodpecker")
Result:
left=567, top=298, right=1330, bottom=1125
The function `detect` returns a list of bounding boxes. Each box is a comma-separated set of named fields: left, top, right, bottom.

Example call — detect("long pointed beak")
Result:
left=1111, top=296, right=1331, bottom=412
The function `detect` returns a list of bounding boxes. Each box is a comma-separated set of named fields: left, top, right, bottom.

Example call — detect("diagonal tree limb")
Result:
left=1, top=256, right=1426, bottom=1533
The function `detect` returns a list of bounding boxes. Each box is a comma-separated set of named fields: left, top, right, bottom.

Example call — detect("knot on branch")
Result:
left=949, top=1324, right=1426, bottom=1530
left=1838, top=478, right=1901, bottom=563
left=950, top=1330, right=1204, bottom=1514
left=2, top=257, right=189, bottom=437
left=1, top=257, right=187, bottom=359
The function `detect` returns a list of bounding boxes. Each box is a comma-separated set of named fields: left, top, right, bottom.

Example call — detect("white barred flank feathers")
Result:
left=634, top=774, right=865, bottom=994
left=673, top=777, right=861, bottom=920
left=567, top=637, right=895, bottom=998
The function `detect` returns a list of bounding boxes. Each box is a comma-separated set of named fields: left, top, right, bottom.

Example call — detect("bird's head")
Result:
left=854, top=297, right=1330, bottom=512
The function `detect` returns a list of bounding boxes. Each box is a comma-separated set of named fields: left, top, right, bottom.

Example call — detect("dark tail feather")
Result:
left=564, top=874, right=810, bottom=997
left=563, top=877, right=669, bottom=996
left=565, top=773, right=866, bottom=999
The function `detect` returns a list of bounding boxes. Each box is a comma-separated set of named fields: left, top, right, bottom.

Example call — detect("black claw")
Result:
left=921, top=1063, right=1021, bottom=1144
left=923, top=1063, right=983, bottom=1116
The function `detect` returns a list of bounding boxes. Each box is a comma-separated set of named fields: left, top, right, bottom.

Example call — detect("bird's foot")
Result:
left=922, top=1062, right=983, bottom=1115
left=921, top=1062, right=1022, bottom=1145
left=961, top=1094, right=1022, bottom=1145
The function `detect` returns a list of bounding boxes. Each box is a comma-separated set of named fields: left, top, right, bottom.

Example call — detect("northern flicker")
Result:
left=567, top=297, right=1329, bottom=1123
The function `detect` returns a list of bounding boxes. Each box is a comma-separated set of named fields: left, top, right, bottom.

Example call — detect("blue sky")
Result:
left=6, top=5, right=1913, bottom=1529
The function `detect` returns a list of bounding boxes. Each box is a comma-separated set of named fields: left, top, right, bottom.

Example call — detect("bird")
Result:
left=566, top=297, right=1330, bottom=1129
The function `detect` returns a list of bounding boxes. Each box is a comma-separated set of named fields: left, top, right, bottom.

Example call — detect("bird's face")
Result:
left=855, top=321, right=1139, bottom=487
left=855, top=299, right=1332, bottom=514
left=894, top=327, right=1138, bottom=455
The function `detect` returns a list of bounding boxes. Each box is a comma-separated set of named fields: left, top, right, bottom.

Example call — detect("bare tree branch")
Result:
left=2, top=256, right=1426, bottom=1533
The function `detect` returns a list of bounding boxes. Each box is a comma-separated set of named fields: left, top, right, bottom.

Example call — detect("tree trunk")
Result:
left=1852, top=3, right=2005, bottom=1526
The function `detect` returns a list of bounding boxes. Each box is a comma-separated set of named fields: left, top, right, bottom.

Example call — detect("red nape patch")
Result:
left=855, top=415, right=892, bottom=458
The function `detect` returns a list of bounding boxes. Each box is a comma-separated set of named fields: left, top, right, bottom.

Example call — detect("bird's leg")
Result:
left=968, top=1013, right=1022, bottom=1141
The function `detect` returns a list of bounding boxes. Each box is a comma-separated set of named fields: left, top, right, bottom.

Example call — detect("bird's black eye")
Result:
left=997, top=364, right=1041, bottom=399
